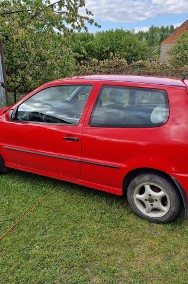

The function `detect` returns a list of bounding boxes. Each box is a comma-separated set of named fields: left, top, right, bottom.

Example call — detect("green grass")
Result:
left=1, top=170, right=188, bottom=284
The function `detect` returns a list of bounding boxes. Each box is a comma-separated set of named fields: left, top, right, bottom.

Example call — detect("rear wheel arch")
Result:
left=122, top=168, right=187, bottom=222
left=123, top=168, right=181, bottom=196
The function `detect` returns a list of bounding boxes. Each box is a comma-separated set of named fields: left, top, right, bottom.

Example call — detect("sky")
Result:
left=85, top=0, right=188, bottom=32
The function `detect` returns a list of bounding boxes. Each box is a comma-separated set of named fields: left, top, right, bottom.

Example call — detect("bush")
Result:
left=74, top=57, right=188, bottom=78
left=169, top=33, right=188, bottom=68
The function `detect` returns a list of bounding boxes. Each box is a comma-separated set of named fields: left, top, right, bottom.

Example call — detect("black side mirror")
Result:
left=5, top=108, right=16, bottom=121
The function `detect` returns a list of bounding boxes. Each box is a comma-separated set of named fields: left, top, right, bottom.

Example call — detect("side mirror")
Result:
left=5, top=108, right=16, bottom=121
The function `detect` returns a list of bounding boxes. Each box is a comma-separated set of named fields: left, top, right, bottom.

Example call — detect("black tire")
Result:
left=127, top=173, right=181, bottom=223
left=0, top=156, right=9, bottom=174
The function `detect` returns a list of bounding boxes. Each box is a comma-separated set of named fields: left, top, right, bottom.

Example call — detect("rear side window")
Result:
left=90, top=86, right=169, bottom=127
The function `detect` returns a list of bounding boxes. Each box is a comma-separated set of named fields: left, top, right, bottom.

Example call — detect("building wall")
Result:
left=160, top=20, right=188, bottom=63
left=160, top=44, right=175, bottom=63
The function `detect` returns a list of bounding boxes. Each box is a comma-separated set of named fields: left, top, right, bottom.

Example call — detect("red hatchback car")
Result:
left=1, top=75, right=188, bottom=223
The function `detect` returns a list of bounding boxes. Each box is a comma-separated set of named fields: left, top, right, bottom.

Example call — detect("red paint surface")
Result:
left=1, top=75, right=188, bottom=198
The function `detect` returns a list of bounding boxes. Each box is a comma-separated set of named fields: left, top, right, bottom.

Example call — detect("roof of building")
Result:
left=161, top=20, right=188, bottom=45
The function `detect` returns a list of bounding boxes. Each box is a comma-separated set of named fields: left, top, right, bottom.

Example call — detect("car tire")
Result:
left=0, top=156, right=9, bottom=174
left=127, top=173, right=181, bottom=223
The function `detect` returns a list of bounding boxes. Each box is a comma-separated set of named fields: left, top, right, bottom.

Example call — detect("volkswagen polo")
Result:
left=1, top=75, right=188, bottom=223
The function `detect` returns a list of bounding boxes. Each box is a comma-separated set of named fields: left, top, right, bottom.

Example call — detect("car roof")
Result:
left=54, top=75, right=188, bottom=88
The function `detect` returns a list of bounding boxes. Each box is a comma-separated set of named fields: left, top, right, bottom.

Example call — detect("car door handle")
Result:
left=63, top=136, right=79, bottom=141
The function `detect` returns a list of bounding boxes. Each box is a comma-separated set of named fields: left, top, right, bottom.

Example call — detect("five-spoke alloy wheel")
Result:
left=127, top=173, right=181, bottom=223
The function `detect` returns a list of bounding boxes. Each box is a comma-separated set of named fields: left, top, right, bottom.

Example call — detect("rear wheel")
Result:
left=127, top=173, right=181, bottom=223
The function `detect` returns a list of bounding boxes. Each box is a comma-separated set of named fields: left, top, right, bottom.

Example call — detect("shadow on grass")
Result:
left=4, top=169, right=187, bottom=226
left=6, top=169, right=128, bottom=205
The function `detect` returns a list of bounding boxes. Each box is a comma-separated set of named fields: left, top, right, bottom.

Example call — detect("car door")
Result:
left=81, top=82, right=169, bottom=194
left=1, top=83, right=93, bottom=179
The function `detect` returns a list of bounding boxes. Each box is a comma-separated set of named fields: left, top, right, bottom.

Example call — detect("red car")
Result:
left=1, top=74, right=188, bottom=223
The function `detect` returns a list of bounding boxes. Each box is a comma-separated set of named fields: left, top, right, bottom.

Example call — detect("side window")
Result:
left=90, top=86, right=169, bottom=127
left=16, top=84, right=93, bottom=125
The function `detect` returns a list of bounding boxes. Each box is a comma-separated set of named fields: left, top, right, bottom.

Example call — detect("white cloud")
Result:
left=134, top=26, right=150, bottom=33
left=85, top=0, right=188, bottom=23
left=173, top=23, right=181, bottom=28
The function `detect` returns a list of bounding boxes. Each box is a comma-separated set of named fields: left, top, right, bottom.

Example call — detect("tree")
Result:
left=0, top=0, right=99, bottom=35
left=0, top=0, right=99, bottom=98
left=135, top=25, right=175, bottom=59
left=169, top=33, right=188, bottom=68
left=69, top=32, right=95, bottom=62
left=86, top=29, right=149, bottom=63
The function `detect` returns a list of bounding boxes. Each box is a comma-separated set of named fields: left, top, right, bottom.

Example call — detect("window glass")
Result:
left=16, top=85, right=93, bottom=125
left=90, top=86, right=169, bottom=127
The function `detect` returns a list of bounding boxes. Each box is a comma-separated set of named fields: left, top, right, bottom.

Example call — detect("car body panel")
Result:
left=0, top=106, right=9, bottom=116
left=81, top=81, right=188, bottom=197
left=1, top=121, right=82, bottom=178
left=1, top=75, right=188, bottom=201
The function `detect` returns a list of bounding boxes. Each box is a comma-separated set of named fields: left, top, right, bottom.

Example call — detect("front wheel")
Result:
left=0, top=156, right=9, bottom=174
left=127, top=173, right=181, bottom=223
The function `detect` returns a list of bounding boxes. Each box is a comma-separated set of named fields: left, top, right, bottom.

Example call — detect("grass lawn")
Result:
left=1, top=170, right=188, bottom=284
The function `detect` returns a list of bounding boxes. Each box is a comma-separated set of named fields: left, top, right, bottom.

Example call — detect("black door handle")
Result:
left=63, top=136, right=79, bottom=141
